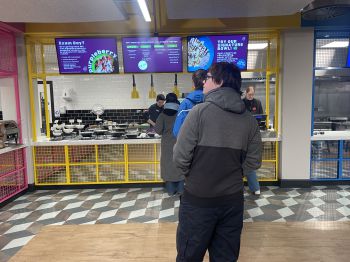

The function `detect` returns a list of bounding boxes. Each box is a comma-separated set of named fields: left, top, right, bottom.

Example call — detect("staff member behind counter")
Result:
left=243, top=86, right=263, bottom=115
left=242, top=85, right=263, bottom=195
left=143, top=94, right=166, bottom=128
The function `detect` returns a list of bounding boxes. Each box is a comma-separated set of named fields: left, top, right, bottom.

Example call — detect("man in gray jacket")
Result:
left=173, top=62, right=262, bottom=262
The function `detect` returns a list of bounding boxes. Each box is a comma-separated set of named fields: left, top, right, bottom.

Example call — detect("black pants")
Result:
left=176, top=196, right=244, bottom=262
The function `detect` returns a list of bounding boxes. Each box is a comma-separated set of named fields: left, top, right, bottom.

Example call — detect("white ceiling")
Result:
left=166, top=0, right=313, bottom=19
left=0, top=0, right=313, bottom=23
left=0, top=0, right=127, bottom=23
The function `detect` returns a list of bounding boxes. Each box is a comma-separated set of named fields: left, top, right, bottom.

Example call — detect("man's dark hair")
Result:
left=208, top=62, right=242, bottom=93
left=156, top=94, right=165, bottom=101
left=192, top=69, right=207, bottom=90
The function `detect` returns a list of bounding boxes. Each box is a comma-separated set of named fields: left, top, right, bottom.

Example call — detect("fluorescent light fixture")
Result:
left=248, top=43, right=268, bottom=50
left=321, top=41, right=349, bottom=48
left=137, top=0, right=151, bottom=22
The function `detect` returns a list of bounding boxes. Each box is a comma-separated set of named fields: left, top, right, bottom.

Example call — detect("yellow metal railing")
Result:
left=34, top=144, right=161, bottom=185
left=34, top=142, right=278, bottom=185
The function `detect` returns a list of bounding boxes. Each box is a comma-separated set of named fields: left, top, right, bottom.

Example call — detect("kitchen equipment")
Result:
left=75, top=124, right=85, bottom=130
left=94, top=129, right=106, bottom=136
left=0, top=120, right=19, bottom=144
left=314, top=121, right=332, bottom=131
left=81, top=131, right=93, bottom=137
left=63, top=128, right=74, bottom=134
left=52, top=130, right=63, bottom=137
left=253, top=114, right=267, bottom=130
left=91, top=104, right=104, bottom=121
left=328, top=117, right=348, bottom=122
left=328, top=117, right=348, bottom=131
left=147, top=133, right=155, bottom=138
left=0, top=122, right=6, bottom=148
left=114, top=127, right=126, bottom=132
left=118, top=123, right=128, bottom=129
left=109, top=131, right=124, bottom=138
left=125, top=133, right=138, bottom=139
left=94, top=129, right=107, bottom=139
left=128, top=122, right=139, bottom=129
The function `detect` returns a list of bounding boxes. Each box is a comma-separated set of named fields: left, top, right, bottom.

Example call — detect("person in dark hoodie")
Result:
left=173, top=62, right=262, bottom=262
left=155, top=93, right=184, bottom=196
left=172, top=69, right=207, bottom=137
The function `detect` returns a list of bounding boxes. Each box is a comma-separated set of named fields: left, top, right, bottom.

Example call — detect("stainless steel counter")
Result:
left=0, top=144, right=26, bottom=155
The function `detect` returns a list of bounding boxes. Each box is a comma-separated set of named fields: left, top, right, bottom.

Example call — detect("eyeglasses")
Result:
left=205, top=74, right=213, bottom=81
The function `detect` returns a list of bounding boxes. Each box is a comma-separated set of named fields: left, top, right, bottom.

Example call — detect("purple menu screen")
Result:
left=55, top=38, right=119, bottom=74
left=187, top=34, right=249, bottom=72
left=122, top=37, right=182, bottom=73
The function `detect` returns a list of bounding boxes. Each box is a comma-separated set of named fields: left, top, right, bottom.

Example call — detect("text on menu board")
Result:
left=187, top=35, right=248, bottom=72
left=55, top=38, right=119, bottom=74
left=122, top=37, right=182, bottom=73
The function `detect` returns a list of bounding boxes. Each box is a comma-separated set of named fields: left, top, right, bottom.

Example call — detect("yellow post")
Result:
left=124, top=144, right=129, bottom=182
left=25, top=40, right=37, bottom=141
left=40, top=44, right=51, bottom=138
left=275, top=142, right=279, bottom=181
left=64, top=146, right=71, bottom=184
left=154, top=143, right=157, bottom=181
left=265, top=39, right=271, bottom=129
left=32, top=147, right=38, bottom=185
left=95, top=145, right=99, bottom=182
left=275, top=33, right=281, bottom=133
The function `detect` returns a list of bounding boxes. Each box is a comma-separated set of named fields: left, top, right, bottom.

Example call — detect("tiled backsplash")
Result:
left=56, top=109, right=145, bottom=125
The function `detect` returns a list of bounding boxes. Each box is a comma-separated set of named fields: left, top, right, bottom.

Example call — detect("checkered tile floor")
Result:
left=1, top=185, right=350, bottom=261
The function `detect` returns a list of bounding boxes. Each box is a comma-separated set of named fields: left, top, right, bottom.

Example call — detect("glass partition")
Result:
left=312, top=31, right=350, bottom=134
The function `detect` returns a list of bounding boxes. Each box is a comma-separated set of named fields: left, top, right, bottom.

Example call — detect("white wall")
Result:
left=0, top=78, right=17, bottom=120
left=280, top=29, right=314, bottom=180
left=16, top=36, right=34, bottom=184
left=48, top=73, right=194, bottom=111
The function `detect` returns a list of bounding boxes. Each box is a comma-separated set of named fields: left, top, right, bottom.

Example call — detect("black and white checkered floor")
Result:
left=1, top=185, right=350, bottom=261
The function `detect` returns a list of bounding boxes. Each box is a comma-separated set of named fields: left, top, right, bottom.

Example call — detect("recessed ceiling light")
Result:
left=248, top=43, right=268, bottom=50
left=321, top=41, right=349, bottom=48
left=137, top=0, right=151, bottom=22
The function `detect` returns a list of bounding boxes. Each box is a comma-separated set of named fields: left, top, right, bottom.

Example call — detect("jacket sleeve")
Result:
left=242, top=119, right=263, bottom=173
left=173, top=108, right=199, bottom=176
left=258, top=99, right=264, bottom=114
left=154, top=113, right=164, bottom=135
left=172, top=100, right=190, bottom=137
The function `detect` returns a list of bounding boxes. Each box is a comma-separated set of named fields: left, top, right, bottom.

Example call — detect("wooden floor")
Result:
left=10, top=222, right=350, bottom=262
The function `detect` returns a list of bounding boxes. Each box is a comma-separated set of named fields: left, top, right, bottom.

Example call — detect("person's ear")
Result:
left=218, top=80, right=223, bottom=87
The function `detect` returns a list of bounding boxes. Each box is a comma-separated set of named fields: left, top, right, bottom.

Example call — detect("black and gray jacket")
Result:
left=173, top=87, right=262, bottom=207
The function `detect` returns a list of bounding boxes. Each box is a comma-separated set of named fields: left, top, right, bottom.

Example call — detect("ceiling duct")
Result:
left=301, top=0, right=350, bottom=20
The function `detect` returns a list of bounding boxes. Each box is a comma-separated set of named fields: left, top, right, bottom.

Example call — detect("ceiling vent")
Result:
left=301, top=0, right=350, bottom=20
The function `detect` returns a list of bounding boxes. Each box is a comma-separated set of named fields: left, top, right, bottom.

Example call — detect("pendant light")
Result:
left=131, top=74, right=140, bottom=99
left=172, top=73, right=180, bottom=97
left=148, top=74, right=156, bottom=99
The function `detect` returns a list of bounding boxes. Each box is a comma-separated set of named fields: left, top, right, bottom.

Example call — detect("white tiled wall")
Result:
left=48, top=73, right=194, bottom=111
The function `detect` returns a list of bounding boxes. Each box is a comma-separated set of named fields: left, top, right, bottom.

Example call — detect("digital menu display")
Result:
left=122, top=37, right=182, bottom=73
left=55, top=38, right=119, bottom=74
left=187, top=34, right=249, bottom=72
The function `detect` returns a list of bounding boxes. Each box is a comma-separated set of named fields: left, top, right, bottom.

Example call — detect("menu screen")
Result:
left=187, top=34, right=249, bottom=72
left=122, top=37, right=182, bottom=73
left=55, top=38, right=119, bottom=74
